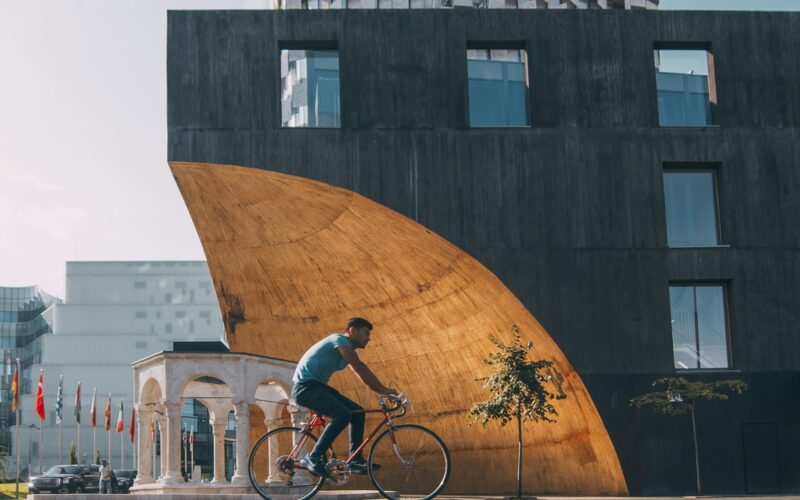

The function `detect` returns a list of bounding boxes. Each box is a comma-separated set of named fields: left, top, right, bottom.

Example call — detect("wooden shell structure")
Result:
left=170, top=161, right=628, bottom=496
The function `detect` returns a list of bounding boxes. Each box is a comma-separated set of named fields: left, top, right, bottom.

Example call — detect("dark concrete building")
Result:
left=167, top=9, right=800, bottom=495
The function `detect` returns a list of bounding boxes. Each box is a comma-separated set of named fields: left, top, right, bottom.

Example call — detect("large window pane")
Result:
left=663, top=170, right=720, bottom=247
left=281, top=49, right=340, bottom=128
left=655, top=49, right=714, bottom=126
left=468, top=48, right=529, bottom=127
left=669, top=284, right=730, bottom=370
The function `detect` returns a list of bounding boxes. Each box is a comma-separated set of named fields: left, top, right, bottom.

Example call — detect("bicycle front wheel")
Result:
left=368, top=424, right=450, bottom=500
left=248, top=426, right=325, bottom=500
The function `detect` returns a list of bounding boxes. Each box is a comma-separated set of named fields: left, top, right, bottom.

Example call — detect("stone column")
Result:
left=133, top=406, right=154, bottom=485
left=157, top=401, right=183, bottom=484
left=155, top=412, right=167, bottom=481
left=265, top=416, right=283, bottom=483
left=209, top=414, right=228, bottom=484
left=230, top=401, right=250, bottom=485
left=289, top=405, right=310, bottom=448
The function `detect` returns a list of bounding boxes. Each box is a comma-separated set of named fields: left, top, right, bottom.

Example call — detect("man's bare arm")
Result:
left=338, top=346, right=395, bottom=394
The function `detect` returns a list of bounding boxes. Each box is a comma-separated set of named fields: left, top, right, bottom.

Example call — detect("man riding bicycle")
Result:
left=292, top=317, right=397, bottom=477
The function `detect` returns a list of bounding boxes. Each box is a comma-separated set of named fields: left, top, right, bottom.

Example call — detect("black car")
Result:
left=113, top=469, right=137, bottom=493
left=28, top=465, right=87, bottom=494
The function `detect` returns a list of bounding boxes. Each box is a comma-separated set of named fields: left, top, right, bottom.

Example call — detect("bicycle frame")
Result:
left=289, top=404, right=403, bottom=468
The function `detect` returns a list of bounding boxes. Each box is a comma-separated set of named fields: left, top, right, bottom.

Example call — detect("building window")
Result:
left=135, top=341, right=148, bottom=349
left=669, top=284, right=730, bottom=370
left=135, top=311, right=147, bottom=319
left=134, top=281, right=147, bottom=289
left=467, top=47, right=529, bottom=127
left=175, top=311, right=186, bottom=319
left=280, top=48, right=340, bottom=128
left=175, top=281, right=186, bottom=289
left=654, top=46, right=716, bottom=126
left=663, top=167, right=720, bottom=247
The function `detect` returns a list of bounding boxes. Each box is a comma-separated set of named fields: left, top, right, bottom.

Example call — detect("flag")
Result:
left=73, top=382, right=81, bottom=424
left=104, top=394, right=111, bottom=431
left=55, top=375, right=63, bottom=425
left=90, top=388, right=97, bottom=429
left=150, top=413, right=156, bottom=444
left=129, top=407, right=136, bottom=443
left=35, top=370, right=46, bottom=422
left=116, top=400, right=124, bottom=433
left=189, top=426, right=194, bottom=452
left=10, top=368, right=18, bottom=413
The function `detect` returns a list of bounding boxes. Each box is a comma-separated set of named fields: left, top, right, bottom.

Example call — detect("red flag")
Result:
left=116, top=400, right=124, bottom=433
left=129, top=407, right=136, bottom=443
left=189, top=427, right=194, bottom=452
left=104, top=394, right=111, bottom=431
left=90, top=388, right=97, bottom=429
left=10, top=368, right=18, bottom=413
left=35, top=370, right=46, bottom=422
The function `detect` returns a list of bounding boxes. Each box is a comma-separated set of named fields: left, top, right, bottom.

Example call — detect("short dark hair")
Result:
left=346, top=317, right=373, bottom=331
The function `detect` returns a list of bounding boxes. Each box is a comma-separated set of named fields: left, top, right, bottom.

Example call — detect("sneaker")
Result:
left=349, top=457, right=381, bottom=475
left=298, top=454, right=328, bottom=477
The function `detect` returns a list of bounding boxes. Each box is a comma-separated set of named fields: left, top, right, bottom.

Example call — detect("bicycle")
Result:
left=248, top=392, right=450, bottom=500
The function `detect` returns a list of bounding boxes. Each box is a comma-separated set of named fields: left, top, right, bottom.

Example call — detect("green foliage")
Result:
left=468, top=325, right=566, bottom=427
left=0, top=444, right=8, bottom=480
left=68, top=441, right=77, bottom=465
left=95, top=449, right=101, bottom=465
left=630, top=377, right=747, bottom=416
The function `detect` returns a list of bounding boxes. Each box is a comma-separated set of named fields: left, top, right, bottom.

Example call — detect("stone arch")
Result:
left=139, top=377, right=164, bottom=405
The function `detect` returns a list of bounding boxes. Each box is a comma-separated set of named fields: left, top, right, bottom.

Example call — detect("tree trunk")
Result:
left=690, top=403, right=702, bottom=496
left=517, top=409, right=522, bottom=498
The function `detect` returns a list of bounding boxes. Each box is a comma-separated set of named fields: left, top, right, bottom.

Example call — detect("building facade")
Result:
left=11, top=261, right=225, bottom=475
left=167, top=9, right=800, bottom=495
left=0, top=286, right=61, bottom=452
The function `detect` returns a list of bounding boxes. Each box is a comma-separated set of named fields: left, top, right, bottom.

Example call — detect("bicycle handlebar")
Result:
left=378, top=391, right=408, bottom=411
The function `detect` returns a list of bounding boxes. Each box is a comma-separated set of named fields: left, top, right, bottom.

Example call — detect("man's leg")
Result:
left=329, top=392, right=365, bottom=458
left=294, top=383, right=352, bottom=458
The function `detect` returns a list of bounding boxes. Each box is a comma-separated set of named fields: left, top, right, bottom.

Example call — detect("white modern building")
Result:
left=10, top=261, right=225, bottom=475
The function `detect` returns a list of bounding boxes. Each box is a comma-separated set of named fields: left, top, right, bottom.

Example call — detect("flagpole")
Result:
left=58, top=375, right=63, bottom=464
left=77, top=382, right=81, bottom=463
left=14, top=358, right=21, bottom=498
left=38, top=423, right=42, bottom=474
left=92, top=387, right=97, bottom=463
left=190, top=426, right=194, bottom=481
left=37, top=369, right=43, bottom=474
left=107, top=394, right=111, bottom=466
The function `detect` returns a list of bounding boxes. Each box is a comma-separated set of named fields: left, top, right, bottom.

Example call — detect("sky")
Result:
left=1, top=0, right=798, bottom=297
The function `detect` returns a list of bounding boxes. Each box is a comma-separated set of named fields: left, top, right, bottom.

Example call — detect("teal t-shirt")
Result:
left=292, top=334, right=353, bottom=385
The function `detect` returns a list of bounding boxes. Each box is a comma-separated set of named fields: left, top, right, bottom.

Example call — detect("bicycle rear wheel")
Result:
left=368, top=424, right=450, bottom=500
left=248, top=426, right=326, bottom=500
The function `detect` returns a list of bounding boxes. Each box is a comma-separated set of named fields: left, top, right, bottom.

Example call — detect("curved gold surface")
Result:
left=170, top=161, right=628, bottom=495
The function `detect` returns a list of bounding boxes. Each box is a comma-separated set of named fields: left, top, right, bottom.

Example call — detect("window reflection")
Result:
left=281, top=49, right=341, bottom=128
left=655, top=49, right=715, bottom=126
left=669, top=285, right=730, bottom=370
left=467, top=48, right=530, bottom=127
left=663, top=170, right=720, bottom=247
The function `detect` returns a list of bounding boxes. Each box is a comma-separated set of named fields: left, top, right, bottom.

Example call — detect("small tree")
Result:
left=630, top=377, right=747, bottom=496
left=69, top=441, right=78, bottom=465
left=468, top=326, right=566, bottom=498
left=95, top=449, right=101, bottom=465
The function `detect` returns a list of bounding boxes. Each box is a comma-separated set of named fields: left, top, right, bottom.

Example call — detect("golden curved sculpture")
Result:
left=170, top=161, right=628, bottom=496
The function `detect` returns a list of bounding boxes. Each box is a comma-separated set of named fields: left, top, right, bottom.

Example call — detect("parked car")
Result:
left=113, top=469, right=137, bottom=493
left=27, top=465, right=87, bottom=494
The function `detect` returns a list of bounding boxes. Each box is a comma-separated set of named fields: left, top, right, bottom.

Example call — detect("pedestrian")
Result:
left=99, top=459, right=112, bottom=493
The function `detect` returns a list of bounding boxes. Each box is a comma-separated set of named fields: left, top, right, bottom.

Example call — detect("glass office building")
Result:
left=0, top=286, right=61, bottom=450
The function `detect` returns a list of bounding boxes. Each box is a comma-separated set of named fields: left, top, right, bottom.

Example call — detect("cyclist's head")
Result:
left=345, top=317, right=373, bottom=331
left=345, top=317, right=373, bottom=349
